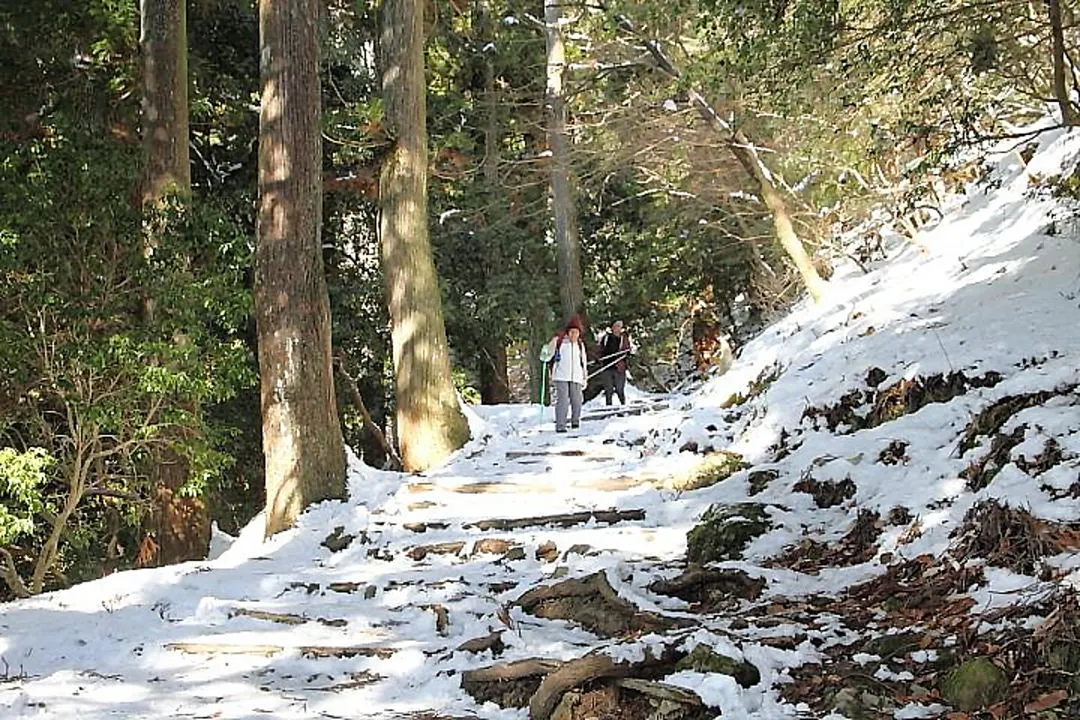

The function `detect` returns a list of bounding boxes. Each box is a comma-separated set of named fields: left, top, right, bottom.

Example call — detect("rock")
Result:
left=321, top=526, right=355, bottom=553
left=501, top=547, right=526, bottom=562
left=831, top=687, right=871, bottom=719
left=686, top=503, right=771, bottom=564
left=675, top=644, right=760, bottom=688
left=535, top=541, right=558, bottom=563
left=938, top=657, right=1008, bottom=711
left=747, top=469, right=779, bottom=495
left=473, top=538, right=514, bottom=556
left=671, top=451, right=749, bottom=491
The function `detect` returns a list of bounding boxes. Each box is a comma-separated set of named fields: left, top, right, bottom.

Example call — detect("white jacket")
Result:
left=543, top=335, right=587, bottom=385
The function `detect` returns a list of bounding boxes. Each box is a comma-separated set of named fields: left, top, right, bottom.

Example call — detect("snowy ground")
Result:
left=3, top=125, right=1080, bottom=719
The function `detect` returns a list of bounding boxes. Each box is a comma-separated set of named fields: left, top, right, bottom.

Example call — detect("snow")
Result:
left=5, top=124, right=1080, bottom=718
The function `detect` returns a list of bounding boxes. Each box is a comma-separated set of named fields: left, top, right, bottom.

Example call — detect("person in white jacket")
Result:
left=539, top=315, right=588, bottom=432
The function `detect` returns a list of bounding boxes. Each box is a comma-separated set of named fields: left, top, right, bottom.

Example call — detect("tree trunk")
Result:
left=480, top=341, right=511, bottom=404
left=544, top=0, right=585, bottom=321
left=478, top=7, right=511, bottom=407
left=627, top=24, right=828, bottom=303
left=686, top=92, right=828, bottom=303
left=1047, top=0, right=1078, bottom=126
left=141, top=0, right=190, bottom=205
left=256, top=0, right=347, bottom=536
left=140, top=0, right=209, bottom=564
left=379, top=0, right=470, bottom=472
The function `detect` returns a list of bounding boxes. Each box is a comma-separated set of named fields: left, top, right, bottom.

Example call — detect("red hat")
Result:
left=565, top=314, right=584, bottom=331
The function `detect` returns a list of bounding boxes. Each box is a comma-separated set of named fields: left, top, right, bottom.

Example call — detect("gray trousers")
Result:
left=554, top=380, right=583, bottom=430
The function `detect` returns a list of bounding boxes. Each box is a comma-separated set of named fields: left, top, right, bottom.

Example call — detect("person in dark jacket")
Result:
left=597, top=320, right=633, bottom=405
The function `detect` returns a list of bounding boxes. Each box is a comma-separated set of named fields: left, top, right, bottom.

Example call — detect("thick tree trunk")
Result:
left=140, top=0, right=208, bottom=565
left=544, top=0, right=585, bottom=321
left=256, top=0, right=347, bottom=536
left=1047, top=0, right=1078, bottom=126
left=379, top=0, right=470, bottom=472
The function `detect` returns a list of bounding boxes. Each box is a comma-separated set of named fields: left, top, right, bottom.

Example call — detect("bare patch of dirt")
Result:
left=877, top=440, right=909, bottom=465
left=792, top=474, right=856, bottom=508
left=767, top=510, right=881, bottom=573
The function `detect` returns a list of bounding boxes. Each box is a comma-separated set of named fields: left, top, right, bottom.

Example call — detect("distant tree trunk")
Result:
left=379, top=0, right=470, bottom=472
left=479, top=5, right=510, bottom=406
left=544, top=0, right=585, bottom=321
left=720, top=121, right=829, bottom=303
left=139, top=0, right=209, bottom=565
left=256, top=0, right=347, bottom=536
left=627, top=23, right=829, bottom=303
left=480, top=343, right=511, bottom=404
left=1047, top=0, right=1079, bottom=126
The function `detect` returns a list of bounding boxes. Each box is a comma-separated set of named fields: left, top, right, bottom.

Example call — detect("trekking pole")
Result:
left=538, top=360, right=547, bottom=421
left=586, top=348, right=632, bottom=381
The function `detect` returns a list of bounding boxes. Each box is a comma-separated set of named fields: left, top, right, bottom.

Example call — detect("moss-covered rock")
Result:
left=675, top=644, right=760, bottom=688
left=938, top=657, right=1008, bottom=711
left=686, top=503, right=771, bottom=564
left=862, top=631, right=919, bottom=659
left=673, top=451, right=750, bottom=491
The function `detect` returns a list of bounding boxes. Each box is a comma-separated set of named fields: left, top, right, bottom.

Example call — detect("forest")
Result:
left=4, top=1, right=1080, bottom=716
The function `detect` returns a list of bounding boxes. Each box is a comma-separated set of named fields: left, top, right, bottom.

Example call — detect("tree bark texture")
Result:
left=140, top=0, right=190, bottom=204
left=544, top=0, right=585, bottom=321
left=256, top=0, right=347, bottom=536
left=140, top=0, right=209, bottom=565
left=1047, top=0, right=1078, bottom=126
left=479, top=17, right=511, bottom=406
left=379, top=0, right=470, bottom=472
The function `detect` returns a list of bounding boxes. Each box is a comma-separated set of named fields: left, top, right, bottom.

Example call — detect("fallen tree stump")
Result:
left=515, top=571, right=680, bottom=638
left=465, top=509, right=645, bottom=532
left=461, top=658, right=561, bottom=708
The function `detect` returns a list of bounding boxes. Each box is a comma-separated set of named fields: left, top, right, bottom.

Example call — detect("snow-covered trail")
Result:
left=0, top=396, right=728, bottom=720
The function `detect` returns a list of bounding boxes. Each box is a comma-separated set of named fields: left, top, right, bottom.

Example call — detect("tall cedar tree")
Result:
left=256, top=0, right=347, bottom=535
left=380, top=0, right=470, bottom=471
left=544, top=0, right=585, bottom=321
left=140, top=0, right=211, bottom=563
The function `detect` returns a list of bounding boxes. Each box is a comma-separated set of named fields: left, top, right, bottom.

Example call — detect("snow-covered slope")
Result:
left=4, top=125, right=1080, bottom=719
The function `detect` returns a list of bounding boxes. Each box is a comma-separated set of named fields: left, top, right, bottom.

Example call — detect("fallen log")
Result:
left=164, top=642, right=394, bottom=659
left=407, top=541, right=465, bottom=561
left=528, top=645, right=686, bottom=720
left=465, top=509, right=645, bottom=532
left=529, top=654, right=630, bottom=720
left=230, top=607, right=348, bottom=628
